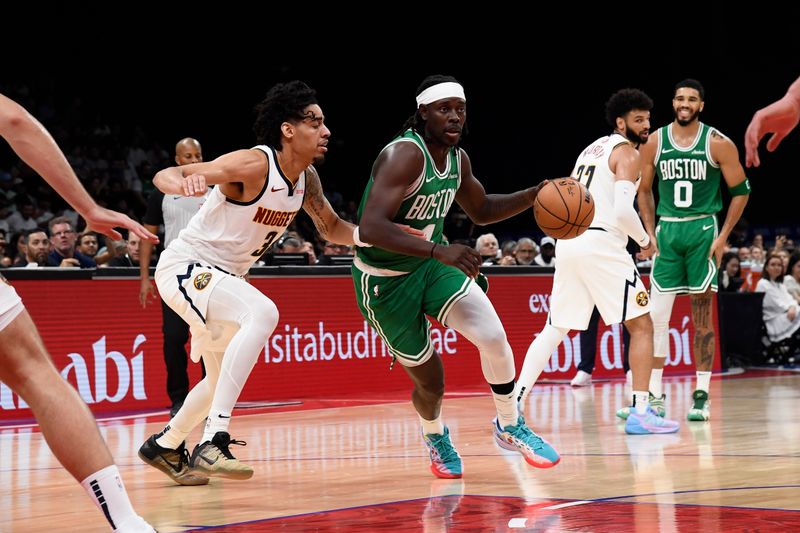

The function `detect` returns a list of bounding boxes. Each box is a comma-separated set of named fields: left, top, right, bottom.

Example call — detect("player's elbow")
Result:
left=152, top=171, right=171, bottom=193
left=357, top=221, right=377, bottom=244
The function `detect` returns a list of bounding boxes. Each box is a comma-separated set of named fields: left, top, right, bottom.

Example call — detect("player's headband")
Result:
left=415, top=82, right=466, bottom=107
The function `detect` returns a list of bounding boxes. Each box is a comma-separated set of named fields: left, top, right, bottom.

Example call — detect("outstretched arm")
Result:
left=153, top=149, right=265, bottom=196
left=455, top=150, right=542, bottom=225
left=0, top=93, right=157, bottom=243
left=745, top=76, right=800, bottom=167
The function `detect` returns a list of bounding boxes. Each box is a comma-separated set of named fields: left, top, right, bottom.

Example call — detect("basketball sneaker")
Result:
left=138, top=435, right=209, bottom=486
left=616, top=392, right=666, bottom=420
left=687, top=390, right=711, bottom=421
left=570, top=370, right=592, bottom=387
left=625, top=407, right=680, bottom=435
left=423, top=427, right=463, bottom=479
left=190, top=431, right=254, bottom=480
left=493, top=415, right=560, bottom=468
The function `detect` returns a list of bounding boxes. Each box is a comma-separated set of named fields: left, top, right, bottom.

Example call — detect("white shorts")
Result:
left=0, top=276, right=24, bottom=332
left=549, top=230, right=649, bottom=330
left=155, top=248, right=241, bottom=362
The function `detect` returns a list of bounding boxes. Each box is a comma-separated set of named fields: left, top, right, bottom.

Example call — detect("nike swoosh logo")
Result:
left=661, top=148, right=675, bottom=154
left=218, top=414, right=230, bottom=419
left=271, top=186, right=285, bottom=192
left=173, top=196, right=182, bottom=200
left=702, top=224, right=714, bottom=231
left=159, top=454, right=183, bottom=473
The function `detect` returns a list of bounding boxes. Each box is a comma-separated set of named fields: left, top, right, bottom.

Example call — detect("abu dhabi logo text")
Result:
left=542, top=315, right=694, bottom=373
left=0, top=335, right=148, bottom=410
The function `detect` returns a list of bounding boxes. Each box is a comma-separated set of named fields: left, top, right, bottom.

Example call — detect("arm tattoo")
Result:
left=303, top=167, right=330, bottom=237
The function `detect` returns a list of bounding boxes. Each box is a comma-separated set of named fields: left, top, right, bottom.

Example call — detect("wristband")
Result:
left=728, top=178, right=751, bottom=196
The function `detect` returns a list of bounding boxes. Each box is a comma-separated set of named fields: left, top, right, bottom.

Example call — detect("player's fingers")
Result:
left=766, top=132, right=787, bottom=152
left=129, top=223, right=159, bottom=243
left=744, top=124, right=761, bottom=167
left=91, top=227, right=122, bottom=241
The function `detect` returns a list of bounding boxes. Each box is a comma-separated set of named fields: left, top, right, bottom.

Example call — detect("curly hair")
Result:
left=605, top=88, right=653, bottom=127
left=253, top=80, right=318, bottom=149
left=396, top=74, right=463, bottom=138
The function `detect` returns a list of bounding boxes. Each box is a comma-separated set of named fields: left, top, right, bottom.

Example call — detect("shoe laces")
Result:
left=506, top=419, right=545, bottom=451
left=212, top=435, right=247, bottom=460
left=427, top=433, right=459, bottom=464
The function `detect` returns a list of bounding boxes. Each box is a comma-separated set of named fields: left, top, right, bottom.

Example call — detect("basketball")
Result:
left=533, top=178, right=595, bottom=240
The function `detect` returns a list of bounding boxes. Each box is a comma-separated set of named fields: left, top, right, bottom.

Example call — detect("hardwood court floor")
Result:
left=1, top=370, right=798, bottom=532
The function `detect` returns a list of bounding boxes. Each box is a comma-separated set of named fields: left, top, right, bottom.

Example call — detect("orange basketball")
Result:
left=533, top=178, right=595, bottom=240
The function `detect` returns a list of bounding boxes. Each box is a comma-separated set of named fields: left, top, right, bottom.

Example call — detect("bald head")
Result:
left=175, top=138, right=203, bottom=166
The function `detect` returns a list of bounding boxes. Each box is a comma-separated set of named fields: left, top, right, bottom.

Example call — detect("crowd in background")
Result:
left=2, top=82, right=799, bottom=367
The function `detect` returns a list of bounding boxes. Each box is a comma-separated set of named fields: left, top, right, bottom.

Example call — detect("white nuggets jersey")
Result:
left=558, top=133, right=632, bottom=256
left=548, top=133, right=649, bottom=329
left=170, top=145, right=306, bottom=276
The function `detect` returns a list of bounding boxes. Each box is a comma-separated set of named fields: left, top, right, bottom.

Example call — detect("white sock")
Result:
left=633, top=390, right=649, bottom=415
left=154, top=424, right=185, bottom=451
left=696, top=371, right=712, bottom=393
left=201, top=408, right=232, bottom=443
left=80, top=465, right=151, bottom=532
left=649, top=368, right=664, bottom=397
left=516, top=324, right=568, bottom=405
left=493, top=389, right=519, bottom=428
left=419, top=414, right=445, bottom=435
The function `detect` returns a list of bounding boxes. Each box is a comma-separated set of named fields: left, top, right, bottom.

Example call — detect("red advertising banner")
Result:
left=2, top=273, right=717, bottom=421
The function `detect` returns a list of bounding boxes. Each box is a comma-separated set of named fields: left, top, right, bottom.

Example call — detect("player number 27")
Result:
left=251, top=231, right=279, bottom=257
left=574, top=164, right=595, bottom=188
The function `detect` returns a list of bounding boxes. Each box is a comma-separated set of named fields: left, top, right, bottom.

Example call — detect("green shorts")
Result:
left=652, top=216, right=718, bottom=294
left=351, top=259, right=474, bottom=367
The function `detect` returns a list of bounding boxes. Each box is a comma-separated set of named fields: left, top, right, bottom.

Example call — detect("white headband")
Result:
left=415, top=82, right=466, bottom=107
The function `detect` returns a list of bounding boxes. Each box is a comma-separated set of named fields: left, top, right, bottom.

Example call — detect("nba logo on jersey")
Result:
left=194, top=272, right=212, bottom=290
left=373, top=285, right=379, bottom=297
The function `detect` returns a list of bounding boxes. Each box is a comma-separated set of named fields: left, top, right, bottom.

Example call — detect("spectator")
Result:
left=475, top=233, right=500, bottom=265
left=737, top=246, right=751, bottom=266
left=784, top=253, right=800, bottom=303
left=9, top=231, right=27, bottom=266
left=719, top=252, right=745, bottom=292
left=755, top=253, right=800, bottom=364
left=534, top=236, right=555, bottom=266
left=16, top=228, right=50, bottom=268
left=512, top=238, right=538, bottom=266
left=109, top=233, right=146, bottom=267
left=46, top=216, right=96, bottom=268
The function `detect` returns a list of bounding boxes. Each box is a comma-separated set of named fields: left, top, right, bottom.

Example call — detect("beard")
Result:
left=625, top=128, right=648, bottom=145
left=313, top=155, right=326, bottom=166
left=674, top=108, right=699, bottom=127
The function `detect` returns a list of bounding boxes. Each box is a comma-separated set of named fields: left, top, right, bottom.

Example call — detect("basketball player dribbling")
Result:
left=515, top=88, right=680, bottom=436
left=352, top=74, right=558, bottom=479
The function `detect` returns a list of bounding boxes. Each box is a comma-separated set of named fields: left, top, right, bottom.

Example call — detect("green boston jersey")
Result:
left=356, top=129, right=461, bottom=272
left=655, top=122, right=723, bottom=218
